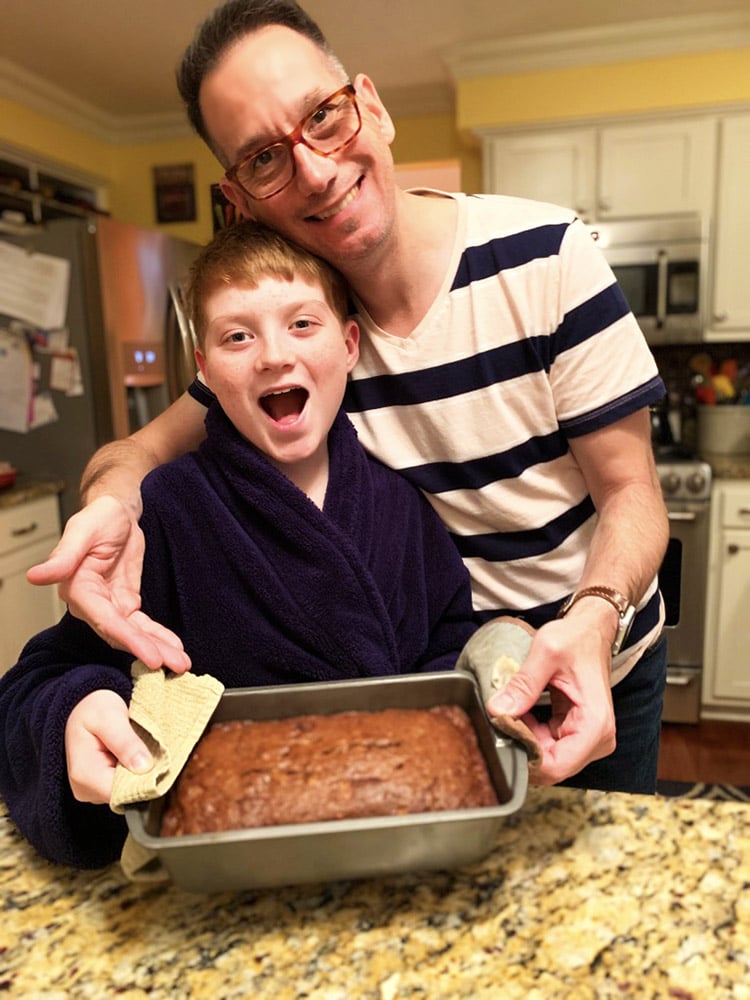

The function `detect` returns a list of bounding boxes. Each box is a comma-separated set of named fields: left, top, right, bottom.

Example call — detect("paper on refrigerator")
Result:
left=0, top=327, right=33, bottom=432
left=0, top=240, right=70, bottom=330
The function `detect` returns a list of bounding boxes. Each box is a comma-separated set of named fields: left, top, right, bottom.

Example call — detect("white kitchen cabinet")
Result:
left=0, top=495, right=65, bottom=672
left=707, top=114, right=750, bottom=339
left=482, top=116, right=716, bottom=222
left=702, top=480, right=750, bottom=718
left=482, top=128, right=597, bottom=219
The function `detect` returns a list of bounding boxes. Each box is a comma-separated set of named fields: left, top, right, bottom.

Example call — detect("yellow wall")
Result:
left=458, top=49, right=750, bottom=133
left=0, top=97, right=115, bottom=182
left=3, top=47, right=749, bottom=242
left=109, top=139, right=220, bottom=245
left=390, top=111, right=481, bottom=192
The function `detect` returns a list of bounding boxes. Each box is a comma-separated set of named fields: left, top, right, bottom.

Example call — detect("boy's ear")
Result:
left=344, top=319, right=360, bottom=372
left=195, top=347, right=209, bottom=384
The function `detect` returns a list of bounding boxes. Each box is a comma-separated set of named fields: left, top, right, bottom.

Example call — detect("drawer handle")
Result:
left=738, top=508, right=750, bottom=517
left=11, top=521, right=38, bottom=537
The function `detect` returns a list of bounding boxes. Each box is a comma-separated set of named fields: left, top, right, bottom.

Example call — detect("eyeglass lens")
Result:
left=234, top=88, right=360, bottom=199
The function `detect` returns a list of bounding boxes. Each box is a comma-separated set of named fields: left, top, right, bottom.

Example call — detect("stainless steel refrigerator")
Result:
left=0, top=216, right=199, bottom=522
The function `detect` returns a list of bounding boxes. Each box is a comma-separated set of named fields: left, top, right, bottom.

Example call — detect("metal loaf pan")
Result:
left=125, top=671, right=529, bottom=892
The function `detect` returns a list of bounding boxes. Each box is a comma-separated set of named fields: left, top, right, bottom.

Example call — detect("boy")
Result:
left=0, top=222, right=476, bottom=868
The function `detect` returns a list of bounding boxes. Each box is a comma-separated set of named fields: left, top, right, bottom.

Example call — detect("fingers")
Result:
left=66, top=691, right=154, bottom=804
left=129, top=612, right=192, bottom=673
left=485, top=621, right=616, bottom=784
left=487, top=662, right=545, bottom=719
left=26, top=548, right=76, bottom=587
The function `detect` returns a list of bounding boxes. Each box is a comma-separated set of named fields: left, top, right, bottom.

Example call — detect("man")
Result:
left=30, top=0, right=669, bottom=792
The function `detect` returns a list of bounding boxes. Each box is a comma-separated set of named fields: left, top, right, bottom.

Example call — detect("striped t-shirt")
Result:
left=190, top=191, right=666, bottom=673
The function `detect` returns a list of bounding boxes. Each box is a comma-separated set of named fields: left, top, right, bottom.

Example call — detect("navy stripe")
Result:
left=474, top=580, right=662, bottom=650
left=450, top=495, right=595, bottom=563
left=554, top=283, right=631, bottom=355
left=451, top=222, right=570, bottom=291
left=344, top=335, right=552, bottom=413
left=399, top=430, right=568, bottom=494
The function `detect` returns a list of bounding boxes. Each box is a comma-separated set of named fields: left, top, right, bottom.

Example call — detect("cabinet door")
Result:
left=0, top=537, right=65, bottom=672
left=709, top=114, right=750, bottom=336
left=483, top=129, right=596, bottom=220
left=707, top=527, right=750, bottom=703
left=598, top=118, right=716, bottom=218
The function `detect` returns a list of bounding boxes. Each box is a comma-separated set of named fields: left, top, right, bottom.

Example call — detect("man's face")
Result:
left=195, top=275, right=359, bottom=477
left=201, top=26, right=398, bottom=274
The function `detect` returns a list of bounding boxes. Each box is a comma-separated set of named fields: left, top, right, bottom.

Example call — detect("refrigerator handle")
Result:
left=165, top=282, right=196, bottom=403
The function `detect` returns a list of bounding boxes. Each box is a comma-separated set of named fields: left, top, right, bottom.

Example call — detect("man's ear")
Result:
left=352, top=73, right=395, bottom=145
left=219, top=178, right=255, bottom=221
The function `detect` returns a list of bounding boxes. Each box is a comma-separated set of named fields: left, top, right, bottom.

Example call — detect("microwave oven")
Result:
left=588, top=215, right=708, bottom=345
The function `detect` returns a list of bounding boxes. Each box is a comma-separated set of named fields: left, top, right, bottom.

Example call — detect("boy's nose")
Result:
left=292, top=142, right=338, bottom=195
left=256, top=332, right=294, bottom=370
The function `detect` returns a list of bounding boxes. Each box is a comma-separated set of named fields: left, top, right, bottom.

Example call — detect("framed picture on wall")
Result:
left=153, top=164, right=196, bottom=224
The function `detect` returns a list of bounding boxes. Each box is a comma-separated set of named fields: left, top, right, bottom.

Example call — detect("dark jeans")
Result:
left=531, top=636, right=668, bottom=795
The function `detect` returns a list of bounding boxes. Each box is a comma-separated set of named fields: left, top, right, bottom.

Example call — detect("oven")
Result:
left=657, top=453, right=712, bottom=723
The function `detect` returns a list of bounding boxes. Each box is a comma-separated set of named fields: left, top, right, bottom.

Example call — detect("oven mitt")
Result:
left=456, top=616, right=542, bottom=769
left=110, top=661, right=224, bottom=882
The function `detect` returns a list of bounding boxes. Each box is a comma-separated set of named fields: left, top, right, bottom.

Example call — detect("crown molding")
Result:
left=443, top=11, right=750, bottom=81
left=379, top=81, right=455, bottom=119
left=0, top=57, right=191, bottom=145
left=0, top=50, right=455, bottom=140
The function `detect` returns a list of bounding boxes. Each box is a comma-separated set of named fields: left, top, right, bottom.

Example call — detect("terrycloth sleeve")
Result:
left=0, top=614, right=134, bottom=868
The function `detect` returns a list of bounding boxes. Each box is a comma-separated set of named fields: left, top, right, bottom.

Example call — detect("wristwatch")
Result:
left=556, top=585, right=636, bottom=657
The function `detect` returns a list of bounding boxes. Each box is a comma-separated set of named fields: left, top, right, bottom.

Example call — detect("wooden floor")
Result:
left=658, top=719, right=750, bottom=785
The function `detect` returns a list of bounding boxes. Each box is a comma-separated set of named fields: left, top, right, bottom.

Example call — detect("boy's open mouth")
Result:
left=260, top=387, right=309, bottom=423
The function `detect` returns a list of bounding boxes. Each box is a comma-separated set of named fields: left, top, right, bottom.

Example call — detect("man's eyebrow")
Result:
left=232, top=86, right=340, bottom=162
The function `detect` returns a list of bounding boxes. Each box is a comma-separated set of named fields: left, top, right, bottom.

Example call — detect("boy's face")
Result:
left=195, top=276, right=359, bottom=475
left=204, top=25, right=398, bottom=277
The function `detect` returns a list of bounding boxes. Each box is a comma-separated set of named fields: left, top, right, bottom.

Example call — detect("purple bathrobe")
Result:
left=0, top=405, right=475, bottom=868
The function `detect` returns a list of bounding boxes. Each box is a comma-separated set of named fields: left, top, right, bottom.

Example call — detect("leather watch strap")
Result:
left=556, top=586, right=636, bottom=656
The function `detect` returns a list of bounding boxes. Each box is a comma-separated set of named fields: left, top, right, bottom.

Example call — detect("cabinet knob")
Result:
left=713, top=313, right=728, bottom=324
left=598, top=199, right=611, bottom=213
left=728, top=544, right=740, bottom=555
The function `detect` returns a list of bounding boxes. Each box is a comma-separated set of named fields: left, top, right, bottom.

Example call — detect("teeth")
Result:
left=315, top=185, right=358, bottom=221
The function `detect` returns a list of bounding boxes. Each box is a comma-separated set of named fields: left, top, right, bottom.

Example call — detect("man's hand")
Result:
left=65, top=690, right=153, bottom=804
left=27, top=495, right=190, bottom=672
left=487, top=610, right=615, bottom=785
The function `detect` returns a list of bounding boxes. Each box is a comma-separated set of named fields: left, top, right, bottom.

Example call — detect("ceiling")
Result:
left=1, top=0, right=749, bottom=134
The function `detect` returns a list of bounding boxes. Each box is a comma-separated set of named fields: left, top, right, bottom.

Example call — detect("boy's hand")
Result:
left=27, top=495, right=191, bottom=673
left=65, top=690, right=153, bottom=804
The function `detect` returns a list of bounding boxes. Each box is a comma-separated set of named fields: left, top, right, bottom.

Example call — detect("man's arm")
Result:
left=28, top=392, right=207, bottom=671
left=487, top=408, right=669, bottom=785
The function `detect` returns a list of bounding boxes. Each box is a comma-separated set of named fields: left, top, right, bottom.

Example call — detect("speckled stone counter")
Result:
left=1, top=787, right=748, bottom=998
left=0, top=475, right=64, bottom=510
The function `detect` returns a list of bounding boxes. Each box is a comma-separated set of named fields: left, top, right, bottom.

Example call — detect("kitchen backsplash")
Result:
left=652, top=341, right=750, bottom=451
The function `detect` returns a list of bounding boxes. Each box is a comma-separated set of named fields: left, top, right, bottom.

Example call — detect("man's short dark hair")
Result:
left=177, top=0, right=333, bottom=151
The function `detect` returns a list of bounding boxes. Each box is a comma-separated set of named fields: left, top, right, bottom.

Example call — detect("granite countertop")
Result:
left=0, top=475, right=64, bottom=510
left=1, top=787, right=748, bottom=998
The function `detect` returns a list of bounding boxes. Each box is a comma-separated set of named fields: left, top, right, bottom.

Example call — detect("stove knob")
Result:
left=686, top=470, right=707, bottom=495
left=660, top=471, right=681, bottom=496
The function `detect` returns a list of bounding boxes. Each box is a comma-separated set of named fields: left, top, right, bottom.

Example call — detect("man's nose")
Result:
left=292, top=142, right=337, bottom=195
